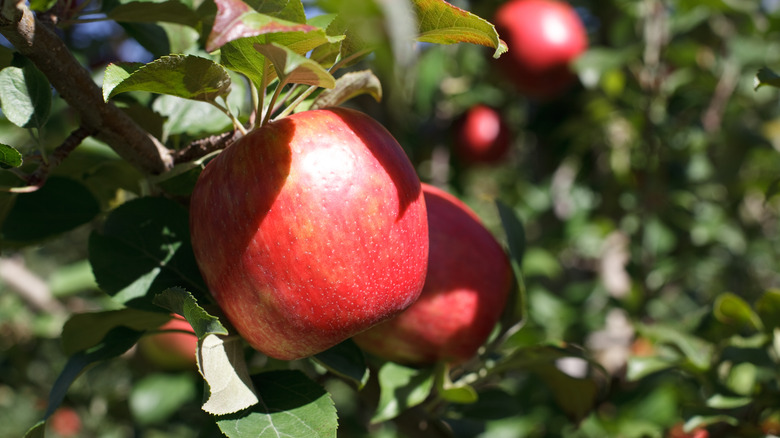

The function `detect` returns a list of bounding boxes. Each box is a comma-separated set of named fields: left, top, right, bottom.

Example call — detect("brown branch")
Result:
left=0, top=0, right=174, bottom=174
left=172, top=130, right=242, bottom=164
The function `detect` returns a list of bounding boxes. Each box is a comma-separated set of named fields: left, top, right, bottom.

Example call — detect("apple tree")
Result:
left=3, top=0, right=780, bottom=437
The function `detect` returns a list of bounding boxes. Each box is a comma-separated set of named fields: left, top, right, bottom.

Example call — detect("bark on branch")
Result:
left=0, top=0, right=174, bottom=174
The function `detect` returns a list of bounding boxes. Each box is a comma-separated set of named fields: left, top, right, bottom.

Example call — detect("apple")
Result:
left=49, top=406, right=82, bottom=437
left=454, top=105, right=511, bottom=164
left=353, top=183, right=513, bottom=365
left=494, top=0, right=588, bottom=99
left=138, top=314, right=198, bottom=369
left=667, top=422, right=709, bottom=438
left=189, top=108, right=429, bottom=360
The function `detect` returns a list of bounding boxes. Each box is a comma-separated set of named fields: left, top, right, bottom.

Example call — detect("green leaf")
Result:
left=755, top=67, right=780, bottom=90
left=0, top=63, right=51, bottom=129
left=452, top=388, right=520, bottom=420
left=206, top=0, right=320, bottom=52
left=625, top=356, right=676, bottom=381
left=434, top=363, right=478, bottom=404
left=756, top=289, right=780, bottom=330
left=216, top=370, right=337, bottom=438
left=253, top=42, right=336, bottom=89
left=714, top=292, right=764, bottom=332
left=371, top=362, right=434, bottom=424
left=496, top=200, right=526, bottom=267
left=199, top=334, right=259, bottom=415
left=0, top=143, right=22, bottom=169
left=23, top=421, right=44, bottom=438
left=61, top=308, right=172, bottom=356
left=44, top=326, right=144, bottom=419
left=496, top=200, right=527, bottom=334
left=107, top=1, right=201, bottom=28
left=312, top=339, right=369, bottom=390
left=130, top=373, right=198, bottom=425
left=153, top=287, right=228, bottom=339
left=1, top=176, right=100, bottom=243
left=310, top=70, right=382, bottom=110
left=88, top=196, right=207, bottom=310
left=705, top=394, right=752, bottom=409
left=635, top=323, right=714, bottom=371
left=103, top=55, right=231, bottom=102
left=29, top=0, right=56, bottom=11
left=412, top=0, right=507, bottom=58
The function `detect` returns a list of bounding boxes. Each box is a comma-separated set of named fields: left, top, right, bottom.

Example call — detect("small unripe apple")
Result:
left=49, top=406, right=82, bottom=437
left=138, top=315, right=198, bottom=369
left=353, top=183, right=513, bottom=365
left=190, top=108, right=429, bottom=360
left=454, top=105, right=511, bottom=164
left=494, top=0, right=588, bottom=99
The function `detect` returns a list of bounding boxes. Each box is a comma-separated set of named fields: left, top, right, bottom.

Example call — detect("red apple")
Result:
left=49, top=406, right=82, bottom=437
left=138, top=314, right=198, bottom=369
left=189, top=108, right=429, bottom=360
left=353, top=184, right=513, bottom=365
left=454, top=105, right=511, bottom=164
left=668, top=423, right=709, bottom=438
left=494, top=0, right=588, bottom=99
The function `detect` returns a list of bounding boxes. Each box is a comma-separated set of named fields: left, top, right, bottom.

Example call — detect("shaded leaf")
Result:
left=253, top=42, right=335, bottom=89
left=413, top=0, right=507, bottom=58
left=371, top=362, right=434, bottom=424
left=88, top=197, right=207, bottom=310
left=0, top=64, right=51, bottom=129
left=312, top=339, right=369, bottom=390
left=1, top=176, right=99, bottom=243
left=636, top=323, right=714, bottom=371
left=130, top=373, right=198, bottom=425
left=103, top=55, right=231, bottom=102
left=206, top=0, right=319, bottom=52
left=755, top=67, right=780, bottom=90
left=61, top=308, right=171, bottom=355
left=216, top=370, right=337, bottom=438
left=435, top=363, right=478, bottom=404
left=23, top=422, right=44, bottom=438
left=199, top=335, right=259, bottom=415
left=44, top=327, right=144, bottom=419
left=310, top=70, right=382, bottom=110
left=452, top=388, right=520, bottom=420
left=107, top=1, right=201, bottom=28
left=0, top=143, right=22, bottom=169
left=153, top=287, right=228, bottom=339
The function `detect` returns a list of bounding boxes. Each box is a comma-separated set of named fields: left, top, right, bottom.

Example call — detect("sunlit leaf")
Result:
left=371, top=362, right=434, bottom=424
left=216, top=370, right=337, bottom=438
left=310, top=70, right=382, bottom=110
left=714, top=292, right=764, bottom=332
left=434, top=363, right=478, bottom=404
left=0, top=63, right=51, bottom=129
left=153, top=287, right=228, bottom=338
left=103, top=55, right=231, bottom=102
left=756, top=289, right=780, bottom=330
left=412, top=0, right=507, bottom=58
left=312, top=339, right=369, bottom=390
left=254, top=42, right=335, bottom=88
left=23, top=421, right=44, bottom=438
left=0, top=143, right=22, bottom=169
left=199, top=334, right=259, bottom=415
left=206, top=0, right=319, bottom=52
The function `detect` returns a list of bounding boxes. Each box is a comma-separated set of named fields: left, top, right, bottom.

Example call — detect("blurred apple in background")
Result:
left=353, top=183, right=513, bottom=365
left=494, top=0, right=588, bottom=99
left=138, top=315, right=197, bottom=370
left=454, top=104, right=511, bottom=164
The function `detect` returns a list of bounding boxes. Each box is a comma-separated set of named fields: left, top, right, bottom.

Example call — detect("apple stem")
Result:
left=329, top=48, right=373, bottom=74
left=210, top=99, right=247, bottom=135
left=273, top=85, right=317, bottom=121
left=261, top=79, right=287, bottom=126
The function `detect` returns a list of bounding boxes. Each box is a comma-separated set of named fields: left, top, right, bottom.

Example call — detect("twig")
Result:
left=3, top=126, right=95, bottom=193
left=171, top=131, right=242, bottom=164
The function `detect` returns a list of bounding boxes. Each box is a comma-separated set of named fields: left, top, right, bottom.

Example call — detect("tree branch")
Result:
left=0, top=0, right=174, bottom=174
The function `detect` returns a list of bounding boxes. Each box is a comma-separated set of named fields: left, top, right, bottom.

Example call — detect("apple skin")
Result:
left=353, top=183, right=513, bottom=365
left=454, top=105, right=511, bottom=164
left=138, top=315, right=198, bottom=370
left=494, top=0, right=588, bottom=99
left=189, top=108, right=429, bottom=360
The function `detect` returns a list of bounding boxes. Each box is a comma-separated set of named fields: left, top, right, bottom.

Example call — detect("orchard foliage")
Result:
left=1, top=0, right=780, bottom=437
